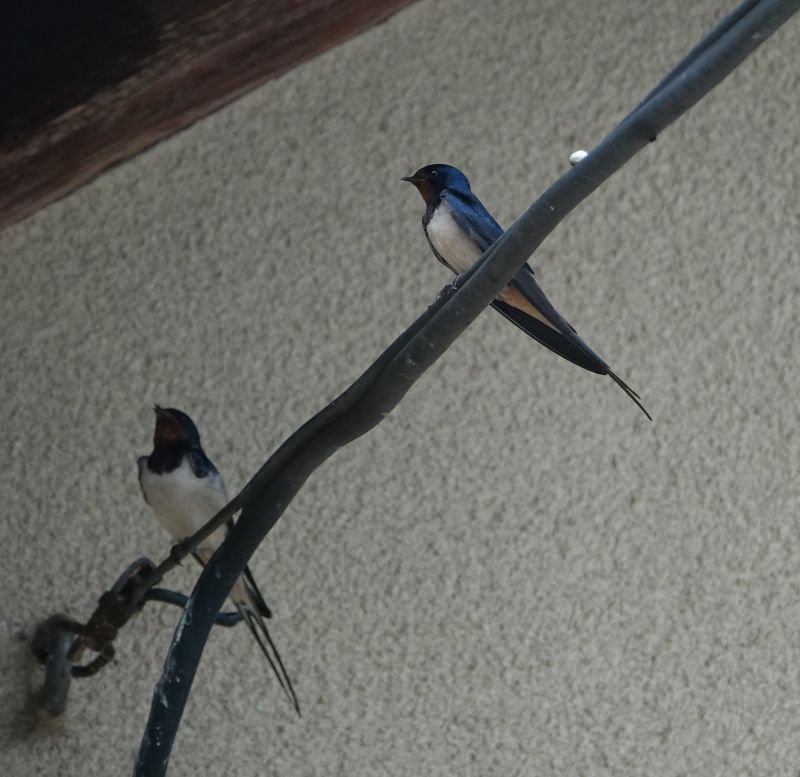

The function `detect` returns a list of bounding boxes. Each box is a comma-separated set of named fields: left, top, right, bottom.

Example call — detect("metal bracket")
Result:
left=31, top=557, right=243, bottom=715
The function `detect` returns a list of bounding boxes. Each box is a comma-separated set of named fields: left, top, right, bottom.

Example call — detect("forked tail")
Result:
left=607, top=370, right=652, bottom=421
left=237, top=605, right=301, bottom=716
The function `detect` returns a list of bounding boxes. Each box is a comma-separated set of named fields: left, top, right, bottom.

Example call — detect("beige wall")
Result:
left=2, top=1, right=799, bottom=774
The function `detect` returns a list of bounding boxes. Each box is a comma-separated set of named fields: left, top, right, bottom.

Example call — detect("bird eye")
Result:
left=430, top=170, right=438, bottom=177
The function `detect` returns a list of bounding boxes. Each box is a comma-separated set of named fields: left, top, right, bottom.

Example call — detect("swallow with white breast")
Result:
left=403, top=163, right=650, bottom=420
left=137, top=405, right=300, bottom=714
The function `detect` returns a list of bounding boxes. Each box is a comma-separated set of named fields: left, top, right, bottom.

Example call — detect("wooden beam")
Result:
left=0, top=0, right=417, bottom=230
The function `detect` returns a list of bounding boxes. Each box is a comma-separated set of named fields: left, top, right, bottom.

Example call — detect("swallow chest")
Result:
left=425, top=203, right=484, bottom=274
left=140, top=458, right=227, bottom=543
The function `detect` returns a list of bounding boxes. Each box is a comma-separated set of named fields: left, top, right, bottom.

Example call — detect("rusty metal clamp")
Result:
left=32, top=556, right=243, bottom=715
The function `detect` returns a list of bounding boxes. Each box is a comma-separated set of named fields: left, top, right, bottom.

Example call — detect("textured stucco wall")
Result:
left=2, top=1, right=799, bottom=775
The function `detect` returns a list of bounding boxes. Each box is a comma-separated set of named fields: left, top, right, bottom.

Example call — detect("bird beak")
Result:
left=402, top=174, right=434, bottom=204
left=152, top=405, right=184, bottom=442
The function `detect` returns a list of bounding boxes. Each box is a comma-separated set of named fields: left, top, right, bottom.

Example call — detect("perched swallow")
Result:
left=403, top=163, right=650, bottom=419
left=137, top=406, right=300, bottom=714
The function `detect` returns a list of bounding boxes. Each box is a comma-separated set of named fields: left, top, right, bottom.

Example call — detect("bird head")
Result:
left=152, top=405, right=201, bottom=447
left=402, top=163, right=471, bottom=205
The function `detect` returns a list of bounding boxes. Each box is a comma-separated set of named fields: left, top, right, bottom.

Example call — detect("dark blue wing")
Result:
left=506, top=265, right=609, bottom=369
left=187, top=447, right=216, bottom=479
left=439, top=190, right=649, bottom=417
left=491, top=296, right=607, bottom=373
left=444, top=189, right=606, bottom=368
left=442, top=189, right=503, bottom=251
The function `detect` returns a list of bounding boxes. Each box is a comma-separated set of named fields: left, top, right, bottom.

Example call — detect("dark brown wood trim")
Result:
left=0, top=0, right=418, bottom=231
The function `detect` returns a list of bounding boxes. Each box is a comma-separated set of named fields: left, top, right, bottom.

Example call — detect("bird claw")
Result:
left=432, top=273, right=467, bottom=305
left=433, top=282, right=455, bottom=303
left=170, top=540, right=188, bottom=565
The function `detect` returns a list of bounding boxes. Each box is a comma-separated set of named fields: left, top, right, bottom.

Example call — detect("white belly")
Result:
left=426, top=204, right=484, bottom=274
left=140, top=458, right=256, bottom=607
left=140, top=458, right=228, bottom=544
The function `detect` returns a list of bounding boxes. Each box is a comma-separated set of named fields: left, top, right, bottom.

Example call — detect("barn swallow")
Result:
left=402, top=163, right=650, bottom=419
left=137, top=406, right=300, bottom=714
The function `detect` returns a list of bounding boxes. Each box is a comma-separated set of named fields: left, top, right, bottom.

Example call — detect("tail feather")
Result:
left=242, top=564, right=272, bottom=619
left=238, top=606, right=301, bottom=716
left=190, top=542, right=297, bottom=712
left=608, top=370, right=652, bottom=421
